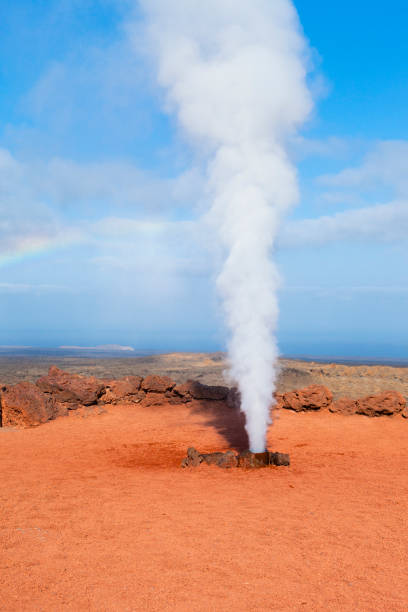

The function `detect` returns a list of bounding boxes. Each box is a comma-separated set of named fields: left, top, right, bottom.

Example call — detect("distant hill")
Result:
left=59, top=345, right=135, bottom=352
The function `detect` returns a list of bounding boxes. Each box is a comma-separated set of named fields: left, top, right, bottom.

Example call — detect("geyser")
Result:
left=139, top=0, right=313, bottom=452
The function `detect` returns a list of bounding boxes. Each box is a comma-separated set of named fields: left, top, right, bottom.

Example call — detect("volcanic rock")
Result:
left=200, top=452, right=224, bottom=465
left=238, top=450, right=270, bottom=468
left=278, top=385, right=333, bottom=412
left=329, top=398, right=358, bottom=415
left=100, top=376, right=143, bottom=404
left=236, top=450, right=290, bottom=468
left=171, top=382, right=194, bottom=402
left=170, top=381, right=229, bottom=404
left=201, top=451, right=238, bottom=468
left=0, top=382, right=61, bottom=428
left=141, top=375, right=175, bottom=394
left=142, top=392, right=170, bottom=407
left=181, top=448, right=289, bottom=469
left=355, top=391, right=406, bottom=417
left=181, top=447, right=203, bottom=467
left=187, top=381, right=229, bottom=401
left=36, top=366, right=105, bottom=409
left=181, top=448, right=238, bottom=468
left=216, top=451, right=239, bottom=468
left=269, top=451, right=291, bottom=466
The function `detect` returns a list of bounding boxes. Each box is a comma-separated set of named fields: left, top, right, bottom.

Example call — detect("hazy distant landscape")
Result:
left=1, top=349, right=407, bottom=401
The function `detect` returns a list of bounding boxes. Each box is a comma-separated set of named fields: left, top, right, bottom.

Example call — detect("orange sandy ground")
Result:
left=0, top=402, right=407, bottom=611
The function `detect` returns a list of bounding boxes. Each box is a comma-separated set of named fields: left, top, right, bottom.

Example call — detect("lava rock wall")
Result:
left=0, top=367, right=407, bottom=428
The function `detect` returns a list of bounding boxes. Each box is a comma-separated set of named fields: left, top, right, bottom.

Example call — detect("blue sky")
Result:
left=0, top=0, right=407, bottom=358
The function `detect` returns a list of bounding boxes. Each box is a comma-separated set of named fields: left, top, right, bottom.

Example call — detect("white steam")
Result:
left=138, top=0, right=313, bottom=452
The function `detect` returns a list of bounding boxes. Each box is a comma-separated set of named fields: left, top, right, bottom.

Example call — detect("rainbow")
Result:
left=0, top=233, right=82, bottom=268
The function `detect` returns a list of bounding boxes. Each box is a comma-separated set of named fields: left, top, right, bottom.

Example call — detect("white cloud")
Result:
left=281, top=199, right=408, bottom=246
left=88, top=215, right=211, bottom=277
left=318, top=140, right=408, bottom=197
left=282, top=284, right=408, bottom=296
left=2, top=137, right=407, bottom=263
left=0, top=147, right=204, bottom=260
left=0, top=282, right=73, bottom=293
left=281, top=139, right=408, bottom=246
left=0, top=149, right=65, bottom=257
left=1, top=150, right=203, bottom=213
left=38, top=158, right=204, bottom=212
left=91, top=216, right=198, bottom=240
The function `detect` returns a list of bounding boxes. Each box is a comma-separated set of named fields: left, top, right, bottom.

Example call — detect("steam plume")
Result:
left=138, top=0, right=313, bottom=452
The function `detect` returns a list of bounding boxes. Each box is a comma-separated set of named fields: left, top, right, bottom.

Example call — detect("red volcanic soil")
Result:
left=1, top=402, right=407, bottom=611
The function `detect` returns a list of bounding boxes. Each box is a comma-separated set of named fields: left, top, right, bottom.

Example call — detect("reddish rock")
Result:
left=201, top=452, right=229, bottom=466
left=269, top=452, right=291, bottom=467
left=180, top=448, right=238, bottom=469
left=274, top=393, right=284, bottom=409
left=280, top=385, right=333, bottom=412
left=401, top=406, right=408, bottom=419
left=162, top=390, right=189, bottom=405
left=36, top=366, right=105, bottom=409
left=141, top=375, right=175, bottom=394
left=100, top=376, right=143, bottom=404
left=181, top=447, right=203, bottom=468
left=356, top=391, right=406, bottom=417
left=329, top=398, right=358, bottom=415
left=202, top=451, right=238, bottom=468
left=236, top=451, right=289, bottom=468
left=238, top=451, right=270, bottom=468
left=172, top=382, right=194, bottom=402
left=142, top=392, right=169, bottom=407
left=216, top=451, right=239, bottom=468
left=0, top=382, right=61, bottom=428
